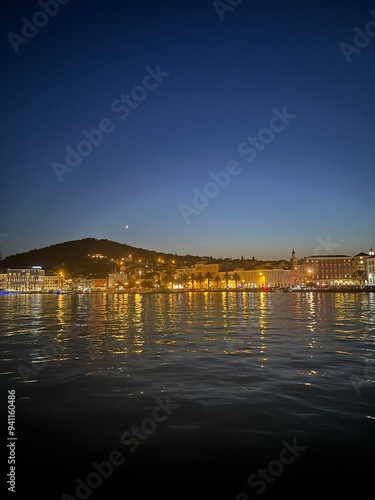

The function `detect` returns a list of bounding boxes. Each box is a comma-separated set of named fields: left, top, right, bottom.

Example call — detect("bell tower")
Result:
left=290, top=247, right=299, bottom=285
left=291, top=247, right=298, bottom=270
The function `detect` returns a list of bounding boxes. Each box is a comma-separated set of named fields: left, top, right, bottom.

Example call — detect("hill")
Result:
left=0, top=238, right=202, bottom=275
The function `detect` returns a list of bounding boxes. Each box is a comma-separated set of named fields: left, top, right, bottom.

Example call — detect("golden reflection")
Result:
left=256, top=293, right=271, bottom=366
left=202, top=292, right=214, bottom=327
left=204, top=291, right=211, bottom=305
left=292, top=292, right=301, bottom=319
left=132, top=333, right=144, bottom=347
left=221, top=291, right=230, bottom=328
left=28, top=294, right=43, bottom=327
left=56, top=292, right=65, bottom=325
left=334, top=350, right=351, bottom=356
left=306, top=292, right=316, bottom=332
left=133, top=293, right=143, bottom=333
left=111, top=293, right=130, bottom=318
left=332, top=293, right=353, bottom=324
left=154, top=339, right=177, bottom=345
left=7, top=289, right=375, bottom=390
left=258, top=292, right=270, bottom=334
left=236, top=292, right=244, bottom=311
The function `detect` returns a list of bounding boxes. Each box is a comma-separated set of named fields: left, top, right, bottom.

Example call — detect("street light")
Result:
left=306, top=269, right=313, bottom=287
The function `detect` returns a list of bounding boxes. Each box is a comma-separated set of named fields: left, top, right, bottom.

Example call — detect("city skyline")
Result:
left=1, top=0, right=374, bottom=260
left=1, top=235, right=374, bottom=264
left=3, top=248, right=375, bottom=291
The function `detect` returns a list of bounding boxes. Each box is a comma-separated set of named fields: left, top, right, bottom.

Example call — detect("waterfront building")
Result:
left=175, top=266, right=194, bottom=282
left=75, top=277, right=95, bottom=292
left=366, top=253, right=375, bottom=285
left=43, top=272, right=61, bottom=291
left=214, top=268, right=293, bottom=289
left=194, top=262, right=221, bottom=275
left=107, top=272, right=128, bottom=288
left=298, top=260, right=316, bottom=285
left=244, top=268, right=293, bottom=288
left=92, top=278, right=107, bottom=290
left=0, top=273, right=7, bottom=290
left=216, top=269, right=245, bottom=288
left=352, top=252, right=369, bottom=273
left=302, top=255, right=353, bottom=286
left=7, top=267, right=45, bottom=292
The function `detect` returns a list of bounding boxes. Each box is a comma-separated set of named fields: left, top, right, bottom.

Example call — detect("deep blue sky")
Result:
left=1, top=0, right=374, bottom=260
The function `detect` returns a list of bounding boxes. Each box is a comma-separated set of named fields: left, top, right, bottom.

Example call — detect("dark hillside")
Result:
left=0, top=238, right=201, bottom=274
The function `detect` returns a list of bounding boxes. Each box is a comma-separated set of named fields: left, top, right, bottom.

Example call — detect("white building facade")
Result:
left=7, top=267, right=45, bottom=292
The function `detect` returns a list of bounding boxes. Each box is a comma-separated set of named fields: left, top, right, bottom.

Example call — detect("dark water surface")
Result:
left=1, top=292, right=375, bottom=499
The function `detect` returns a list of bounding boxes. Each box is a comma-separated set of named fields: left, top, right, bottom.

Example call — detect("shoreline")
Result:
left=1, top=287, right=375, bottom=295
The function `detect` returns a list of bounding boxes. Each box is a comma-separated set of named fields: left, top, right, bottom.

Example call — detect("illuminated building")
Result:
left=303, top=255, right=353, bottom=285
left=0, top=273, right=7, bottom=289
left=43, top=272, right=61, bottom=291
left=107, top=272, right=128, bottom=288
left=366, top=248, right=375, bottom=285
left=7, top=267, right=45, bottom=292
left=352, top=252, right=369, bottom=273
left=194, top=263, right=221, bottom=275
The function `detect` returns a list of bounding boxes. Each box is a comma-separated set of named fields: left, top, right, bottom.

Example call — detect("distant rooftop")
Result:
left=308, top=255, right=349, bottom=258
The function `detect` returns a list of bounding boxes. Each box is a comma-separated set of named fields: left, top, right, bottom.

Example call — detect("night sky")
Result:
left=1, top=0, right=374, bottom=260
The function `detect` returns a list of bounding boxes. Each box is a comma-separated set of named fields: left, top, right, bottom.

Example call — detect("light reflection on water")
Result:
left=2, top=291, right=375, bottom=498
left=1, top=291, right=375, bottom=432
left=1, top=292, right=375, bottom=379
